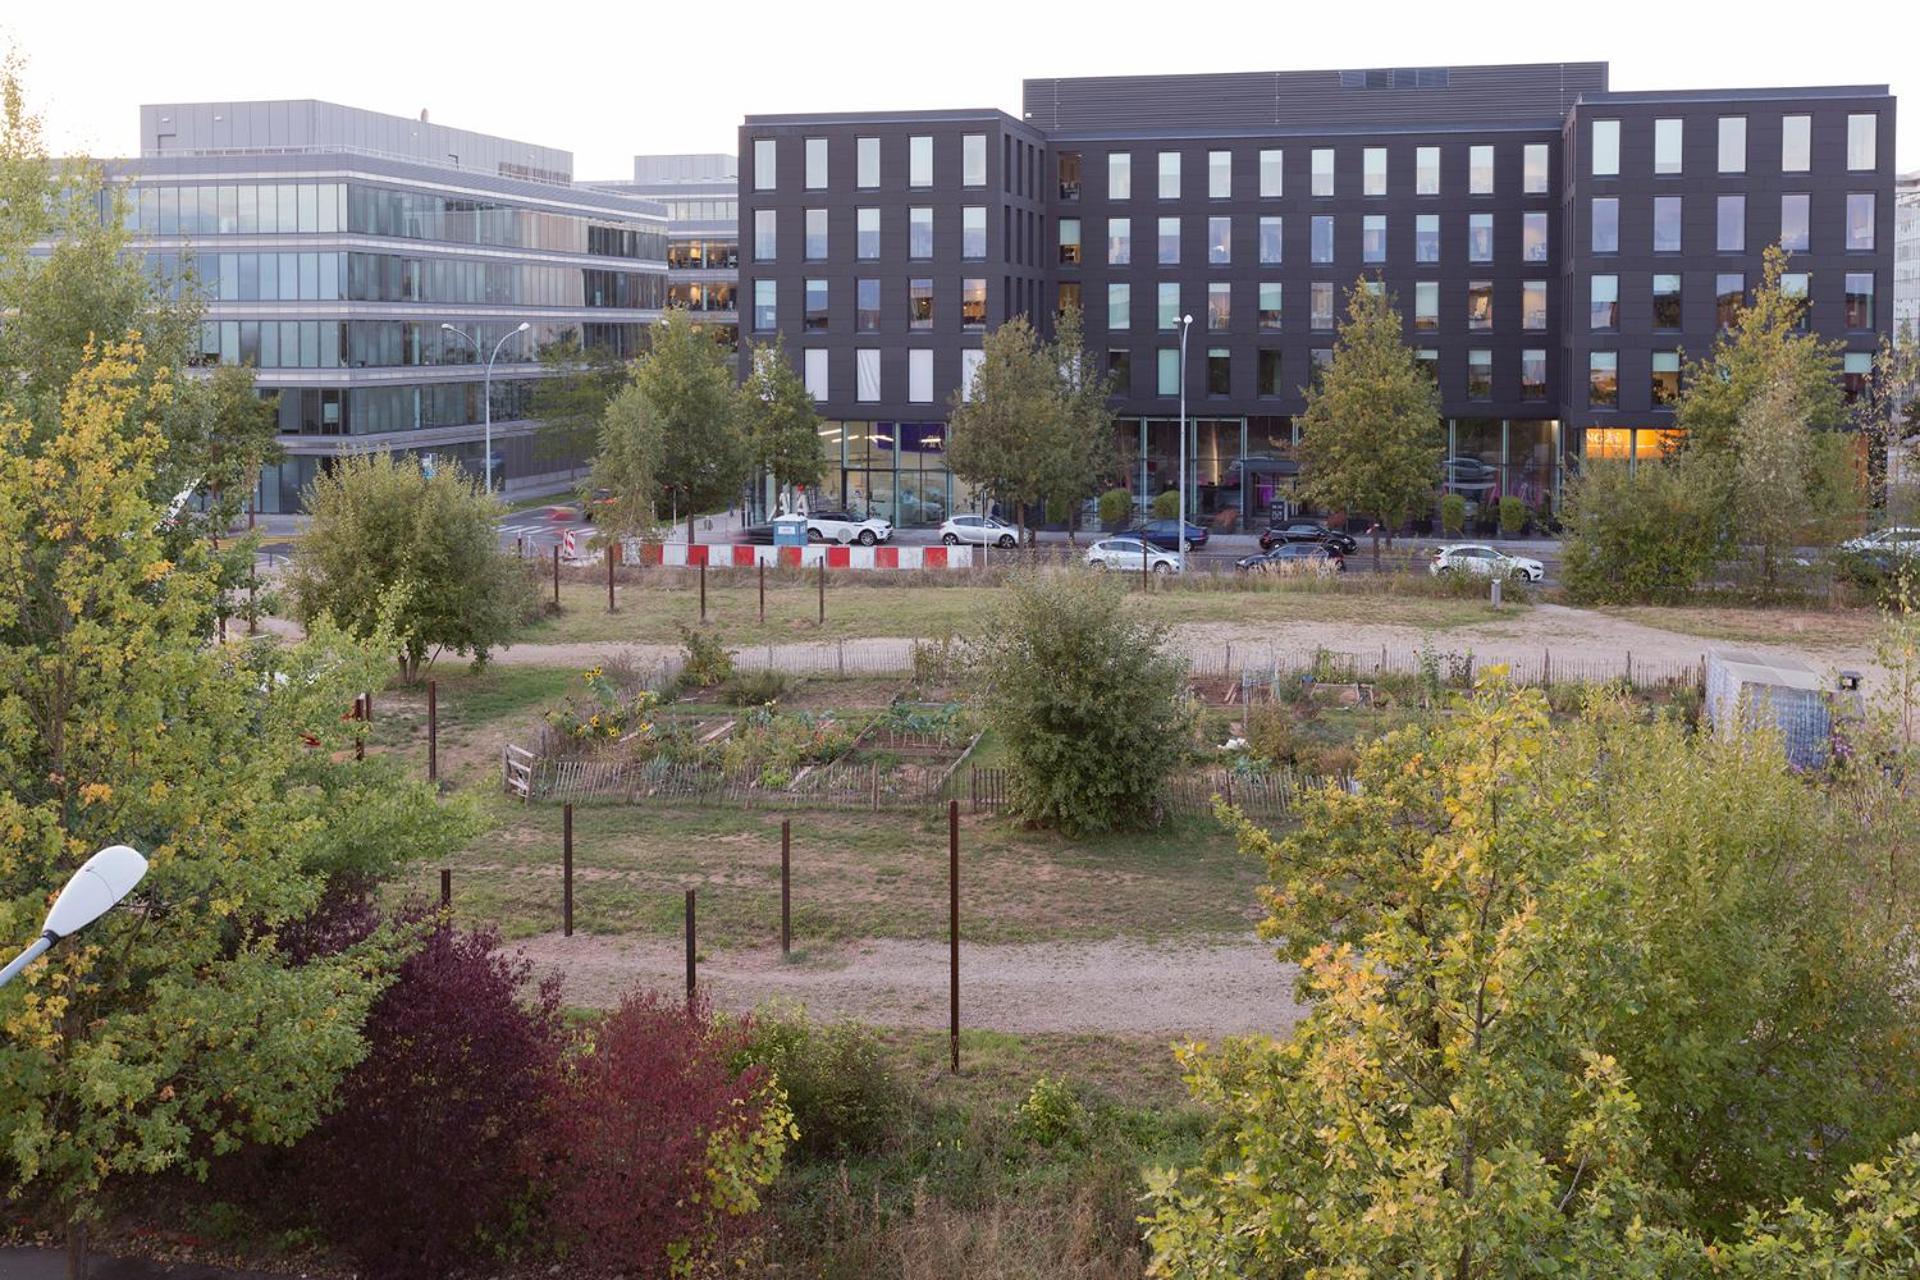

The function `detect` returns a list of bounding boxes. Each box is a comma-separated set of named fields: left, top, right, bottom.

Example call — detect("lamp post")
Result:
left=1176, top=313, right=1193, bottom=561
left=0, top=845, right=148, bottom=989
left=441, top=322, right=531, bottom=495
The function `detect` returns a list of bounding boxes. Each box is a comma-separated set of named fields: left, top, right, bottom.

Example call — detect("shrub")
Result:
left=723, top=669, right=793, bottom=706
left=743, top=1005, right=903, bottom=1158
left=1098, top=487, right=1134, bottom=528
left=1561, top=459, right=1718, bottom=604
left=546, top=665, right=660, bottom=751
left=1013, top=1076, right=1090, bottom=1149
left=1244, top=703, right=1299, bottom=767
left=1150, top=489, right=1181, bottom=521
left=972, top=571, right=1190, bottom=835
left=549, top=990, right=793, bottom=1278
left=1498, top=495, right=1528, bottom=537
left=1439, top=493, right=1467, bottom=536
left=297, top=918, right=564, bottom=1279
left=679, top=624, right=737, bottom=688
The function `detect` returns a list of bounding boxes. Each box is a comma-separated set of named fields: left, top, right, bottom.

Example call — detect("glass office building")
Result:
left=112, top=100, right=668, bottom=512
left=590, top=154, right=740, bottom=350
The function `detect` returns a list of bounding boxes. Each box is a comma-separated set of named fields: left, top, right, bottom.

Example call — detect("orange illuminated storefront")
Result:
left=1581, top=427, right=1685, bottom=469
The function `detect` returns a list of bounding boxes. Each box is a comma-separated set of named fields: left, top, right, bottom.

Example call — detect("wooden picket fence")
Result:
left=1223, top=645, right=1705, bottom=699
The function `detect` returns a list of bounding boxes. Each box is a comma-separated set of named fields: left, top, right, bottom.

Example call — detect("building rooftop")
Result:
left=139, top=100, right=575, bottom=185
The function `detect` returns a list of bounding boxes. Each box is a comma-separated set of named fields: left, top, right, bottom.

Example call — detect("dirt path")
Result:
left=516, top=932, right=1307, bottom=1038
left=478, top=604, right=1876, bottom=683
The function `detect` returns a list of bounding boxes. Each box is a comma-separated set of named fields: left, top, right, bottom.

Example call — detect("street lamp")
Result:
left=0, top=845, right=149, bottom=989
left=1176, top=313, right=1194, bottom=560
left=441, top=322, right=532, bottom=495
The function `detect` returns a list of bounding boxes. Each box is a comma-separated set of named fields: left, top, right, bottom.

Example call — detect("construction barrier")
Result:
left=618, top=541, right=975, bottom=571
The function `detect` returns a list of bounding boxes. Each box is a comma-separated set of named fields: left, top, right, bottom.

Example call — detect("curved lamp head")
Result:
left=440, top=322, right=456, bottom=331
left=43, top=845, right=148, bottom=939
left=515, top=321, right=531, bottom=332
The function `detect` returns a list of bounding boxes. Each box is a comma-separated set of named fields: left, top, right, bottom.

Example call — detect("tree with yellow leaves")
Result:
left=0, top=340, right=466, bottom=1267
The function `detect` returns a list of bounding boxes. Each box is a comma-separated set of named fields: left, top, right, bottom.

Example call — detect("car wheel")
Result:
left=942, top=533, right=959, bottom=546
left=1089, top=560, right=1108, bottom=572
left=1509, top=567, right=1529, bottom=582
left=997, top=535, right=1016, bottom=548
left=1153, top=561, right=1172, bottom=575
left=806, top=528, right=823, bottom=543
left=858, top=529, right=877, bottom=546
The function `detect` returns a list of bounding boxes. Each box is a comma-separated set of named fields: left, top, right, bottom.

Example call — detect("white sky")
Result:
left=4, top=0, right=1915, bottom=177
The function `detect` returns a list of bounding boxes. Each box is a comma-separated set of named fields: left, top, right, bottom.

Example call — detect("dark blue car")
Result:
left=1128, top=519, right=1209, bottom=550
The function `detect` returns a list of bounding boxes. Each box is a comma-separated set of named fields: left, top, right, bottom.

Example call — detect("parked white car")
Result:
left=1430, top=543, right=1544, bottom=583
left=1841, top=527, right=1920, bottom=555
left=1086, top=536, right=1183, bottom=574
left=806, top=509, right=892, bottom=545
left=940, top=514, right=1019, bottom=547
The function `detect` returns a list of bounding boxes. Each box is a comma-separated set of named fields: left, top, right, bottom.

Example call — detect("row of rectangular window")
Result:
left=1056, top=143, right=1550, bottom=201
left=1586, top=349, right=1878, bottom=409
left=1590, top=192, right=1878, bottom=254
left=161, top=249, right=661, bottom=308
left=1060, top=211, right=1546, bottom=266
left=1591, top=112, right=1878, bottom=177
left=1587, top=271, right=1875, bottom=330
left=753, top=134, right=989, bottom=193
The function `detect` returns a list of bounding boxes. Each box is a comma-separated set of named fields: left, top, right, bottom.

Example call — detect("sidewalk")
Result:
left=0, top=1246, right=298, bottom=1279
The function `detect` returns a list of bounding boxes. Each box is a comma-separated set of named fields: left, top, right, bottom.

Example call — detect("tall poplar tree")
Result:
left=1295, top=278, right=1442, bottom=567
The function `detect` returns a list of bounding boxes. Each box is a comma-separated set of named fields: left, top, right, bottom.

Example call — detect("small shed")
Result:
left=1703, top=650, right=1832, bottom=770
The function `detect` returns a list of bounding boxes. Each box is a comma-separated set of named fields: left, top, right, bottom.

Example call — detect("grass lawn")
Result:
left=1604, top=603, right=1881, bottom=654
left=764, top=1028, right=1202, bottom=1279
left=511, top=572, right=1519, bottom=648
left=403, top=796, right=1263, bottom=948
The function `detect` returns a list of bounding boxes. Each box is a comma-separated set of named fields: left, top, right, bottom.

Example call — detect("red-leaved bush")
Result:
left=547, top=990, right=793, bottom=1277
left=297, top=917, right=564, bottom=1278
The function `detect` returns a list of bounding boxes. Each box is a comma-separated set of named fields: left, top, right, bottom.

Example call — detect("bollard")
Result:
left=563, top=803, right=574, bottom=938
left=780, top=818, right=791, bottom=957
left=1490, top=578, right=1502, bottom=608
left=427, top=678, right=438, bottom=783
left=685, top=888, right=697, bottom=1009
left=440, top=868, right=451, bottom=907
left=949, top=798, right=960, bottom=1075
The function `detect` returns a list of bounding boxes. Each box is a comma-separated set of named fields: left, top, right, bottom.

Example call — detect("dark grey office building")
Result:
left=739, top=63, right=1896, bottom=527
left=109, top=100, right=668, bottom=512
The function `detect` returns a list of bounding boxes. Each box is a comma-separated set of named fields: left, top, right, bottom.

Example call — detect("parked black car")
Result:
left=1127, top=519, right=1210, bottom=550
left=732, top=523, right=779, bottom=545
left=1237, top=542, right=1345, bottom=573
left=1258, top=520, right=1358, bottom=555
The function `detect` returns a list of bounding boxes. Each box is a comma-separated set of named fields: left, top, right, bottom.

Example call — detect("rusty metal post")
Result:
left=353, top=695, right=365, bottom=762
left=699, top=559, right=707, bottom=623
left=607, top=537, right=617, bottom=612
left=780, top=818, right=791, bottom=957
left=552, top=544, right=560, bottom=608
left=685, top=888, right=697, bottom=1009
left=563, top=803, right=574, bottom=938
left=440, top=868, right=451, bottom=907
left=363, top=689, right=372, bottom=724
left=759, top=561, right=766, bottom=623
left=1141, top=540, right=1149, bottom=592
left=949, top=798, right=960, bottom=1074
left=817, top=556, right=826, bottom=625
left=516, top=535, right=524, bottom=559
left=427, top=678, right=439, bottom=783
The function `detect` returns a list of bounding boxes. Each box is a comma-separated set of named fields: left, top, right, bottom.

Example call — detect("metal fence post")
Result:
left=780, top=818, right=791, bottom=957
left=685, top=888, right=697, bottom=1009
left=563, top=802, right=574, bottom=938
left=700, top=560, right=708, bottom=623
left=759, top=561, right=766, bottom=623
left=949, top=798, right=960, bottom=1074
left=552, top=545, right=560, bottom=609
left=427, top=678, right=438, bottom=783
left=818, top=557, right=826, bottom=625
left=607, top=538, right=617, bottom=612
left=440, top=868, right=451, bottom=907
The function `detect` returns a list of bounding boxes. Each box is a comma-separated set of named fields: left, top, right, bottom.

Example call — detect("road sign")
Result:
left=562, top=528, right=578, bottom=559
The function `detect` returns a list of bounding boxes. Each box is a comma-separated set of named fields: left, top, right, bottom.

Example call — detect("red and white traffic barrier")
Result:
left=619, top=541, right=975, bottom=571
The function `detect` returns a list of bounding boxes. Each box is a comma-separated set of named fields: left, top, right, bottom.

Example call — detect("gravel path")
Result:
left=516, top=932, right=1308, bottom=1039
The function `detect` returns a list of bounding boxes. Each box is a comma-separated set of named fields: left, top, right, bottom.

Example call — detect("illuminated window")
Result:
left=1652, top=352, right=1681, bottom=405
left=1311, top=281, right=1334, bottom=329
left=1846, top=273, right=1875, bottom=328
left=1585, top=427, right=1633, bottom=460
left=1521, top=349, right=1547, bottom=400
left=1589, top=353, right=1619, bottom=408
left=1058, top=217, right=1080, bottom=265
left=962, top=279, right=986, bottom=330
left=1468, top=280, right=1492, bottom=329
left=1259, top=282, right=1282, bottom=330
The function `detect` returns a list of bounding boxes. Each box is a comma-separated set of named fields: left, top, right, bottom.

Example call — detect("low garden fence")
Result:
left=967, top=765, right=1346, bottom=820
left=1222, top=646, right=1704, bottom=701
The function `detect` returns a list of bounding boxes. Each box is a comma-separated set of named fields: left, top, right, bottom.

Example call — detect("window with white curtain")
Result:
left=908, top=349, right=933, bottom=402
left=856, top=349, right=880, bottom=402
left=804, top=349, right=828, bottom=401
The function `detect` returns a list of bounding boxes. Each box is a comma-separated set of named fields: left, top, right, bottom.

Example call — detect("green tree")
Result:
left=1145, top=683, right=1920, bottom=1275
left=1561, top=458, right=1718, bottom=603
left=1735, top=371, right=1816, bottom=594
left=592, top=309, right=748, bottom=545
left=946, top=315, right=1056, bottom=538
left=1852, top=323, right=1920, bottom=519
left=1296, top=278, right=1442, bottom=567
left=971, top=571, right=1189, bottom=835
left=739, top=337, right=826, bottom=506
left=287, top=452, right=534, bottom=681
left=0, top=341, right=462, bottom=1266
left=530, top=332, right=627, bottom=477
left=174, top=362, right=282, bottom=532
left=1043, top=307, right=1117, bottom=543
left=0, top=55, right=199, bottom=498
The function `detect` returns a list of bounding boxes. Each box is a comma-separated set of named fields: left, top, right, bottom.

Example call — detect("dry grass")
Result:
left=1603, top=604, right=1882, bottom=655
